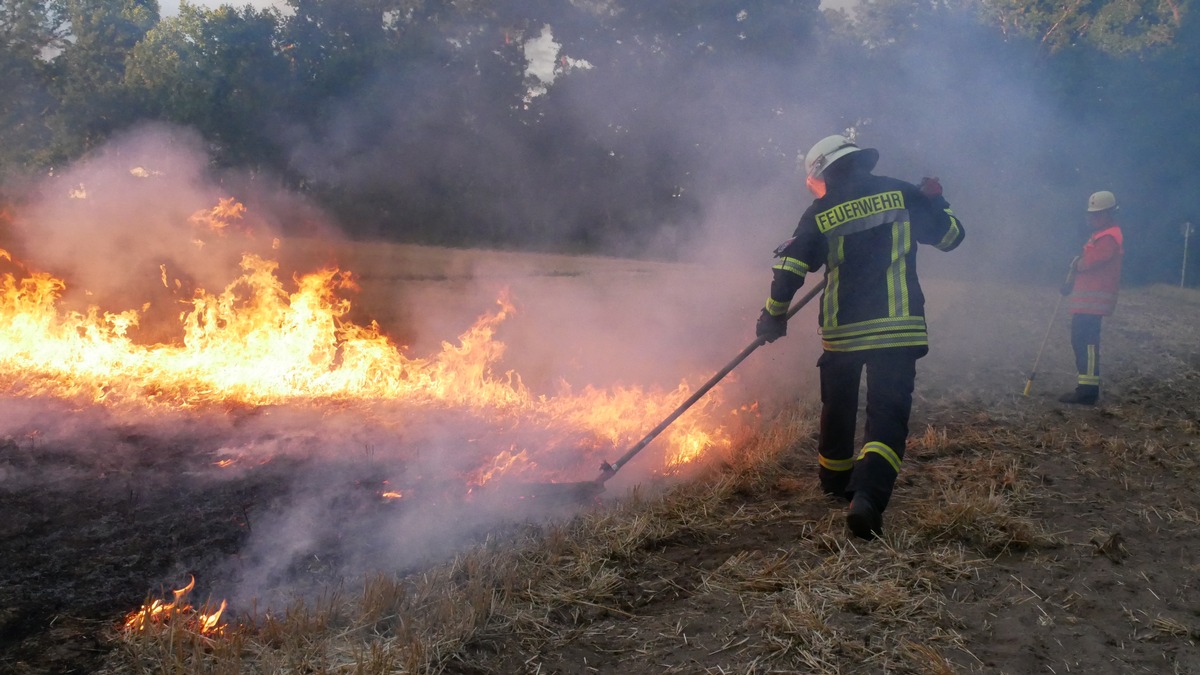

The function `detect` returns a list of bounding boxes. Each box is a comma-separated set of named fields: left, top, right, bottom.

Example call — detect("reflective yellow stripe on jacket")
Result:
left=820, top=316, right=929, bottom=351
left=819, top=221, right=928, bottom=352
left=765, top=257, right=809, bottom=316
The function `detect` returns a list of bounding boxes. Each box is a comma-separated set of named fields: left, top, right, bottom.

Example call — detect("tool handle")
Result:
left=1022, top=293, right=1063, bottom=397
left=598, top=278, right=827, bottom=483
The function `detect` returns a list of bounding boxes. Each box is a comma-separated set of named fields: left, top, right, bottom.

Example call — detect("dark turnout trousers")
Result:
left=1070, top=313, right=1103, bottom=398
left=816, top=346, right=923, bottom=511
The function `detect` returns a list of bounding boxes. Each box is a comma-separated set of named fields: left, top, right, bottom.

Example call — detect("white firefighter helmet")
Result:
left=1087, top=190, right=1117, bottom=212
left=803, top=134, right=878, bottom=178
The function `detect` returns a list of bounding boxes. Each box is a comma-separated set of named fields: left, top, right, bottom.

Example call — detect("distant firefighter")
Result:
left=755, top=134, right=965, bottom=541
left=1058, top=191, right=1124, bottom=405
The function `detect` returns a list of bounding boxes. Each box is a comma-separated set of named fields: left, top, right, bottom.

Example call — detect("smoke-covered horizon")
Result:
left=262, top=4, right=1163, bottom=291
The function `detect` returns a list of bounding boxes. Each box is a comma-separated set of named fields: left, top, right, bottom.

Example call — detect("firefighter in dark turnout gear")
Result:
left=756, top=134, right=965, bottom=540
left=1058, top=191, right=1123, bottom=405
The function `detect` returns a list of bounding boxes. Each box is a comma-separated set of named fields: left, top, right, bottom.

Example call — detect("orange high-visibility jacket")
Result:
left=1069, top=225, right=1123, bottom=315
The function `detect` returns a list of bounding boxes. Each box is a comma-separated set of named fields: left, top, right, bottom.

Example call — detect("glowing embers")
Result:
left=123, top=576, right=227, bottom=636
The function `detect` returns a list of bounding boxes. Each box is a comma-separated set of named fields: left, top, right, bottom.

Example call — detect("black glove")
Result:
left=756, top=309, right=787, bottom=343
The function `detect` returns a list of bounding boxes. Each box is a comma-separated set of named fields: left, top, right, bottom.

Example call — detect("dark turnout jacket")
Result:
left=765, top=171, right=965, bottom=352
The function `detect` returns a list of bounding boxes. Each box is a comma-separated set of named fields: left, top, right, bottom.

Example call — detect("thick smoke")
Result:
left=275, top=6, right=1122, bottom=309
left=9, top=126, right=269, bottom=334
left=1, top=120, right=774, bottom=610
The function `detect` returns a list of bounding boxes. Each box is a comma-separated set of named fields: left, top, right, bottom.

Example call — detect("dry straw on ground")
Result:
left=94, top=281, right=1200, bottom=674
left=106, top=403, right=1051, bottom=674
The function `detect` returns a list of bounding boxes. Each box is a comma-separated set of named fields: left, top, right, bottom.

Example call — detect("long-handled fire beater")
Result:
left=1022, top=295, right=1062, bottom=397
left=1023, top=259, right=1077, bottom=396
left=525, top=279, right=827, bottom=501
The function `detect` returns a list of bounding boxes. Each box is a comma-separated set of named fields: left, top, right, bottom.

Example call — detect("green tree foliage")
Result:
left=302, top=0, right=825, bottom=251
left=125, top=2, right=288, bottom=167
left=830, top=0, right=1199, bottom=284
left=44, top=0, right=158, bottom=161
left=0, top=0, right=58, bottom=177
left=1044, top=10, right=1200, bottom=282
left=0, top=0, right=1198, bottom=278
left=280, top=0, right=398, bottom=101
left=980, top=0, right=1185, bottom=55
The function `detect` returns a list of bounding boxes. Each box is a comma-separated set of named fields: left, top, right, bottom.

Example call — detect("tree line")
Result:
left=1, top=0, right=1197, bottom=282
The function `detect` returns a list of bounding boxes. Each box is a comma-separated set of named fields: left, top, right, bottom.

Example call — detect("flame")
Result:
left=189, top=196, right=248, bottom=236
left=0, top=204, right=738, bottom=475
left=469, top=446, right=534, bottom=487
left=123, top=576, right=226, bottom=635
left=14, top=195, right=747, bottom=643
left=199, top=600, right=228, bottom=632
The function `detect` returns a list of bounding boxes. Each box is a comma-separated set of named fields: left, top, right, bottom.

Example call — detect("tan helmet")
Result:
left=1087, top=190, right=1117, bottom=212
left=804, top=134, right=875, bottom=178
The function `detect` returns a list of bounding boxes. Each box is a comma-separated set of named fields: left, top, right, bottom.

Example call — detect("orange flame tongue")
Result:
left=123, top=576, right=226, bottom=635
left=1, top=237, right=733, bottom=472
left=189, top=196, right=248, bottom=237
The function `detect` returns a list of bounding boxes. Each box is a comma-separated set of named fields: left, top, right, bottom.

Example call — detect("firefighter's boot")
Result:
left=846, top=496, right=883, bottom=541
left=1058, top=385, right=1099, bottom=405
left=819, top=466, right=852, bottom=502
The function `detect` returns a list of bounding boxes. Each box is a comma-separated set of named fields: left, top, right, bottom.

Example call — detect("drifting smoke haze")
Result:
left=275, top=5, right=1144, bottom=290
left=14, top=126, right=284, bottom=328
left=1, top=3, right=1168, bottom=615
left=1, top=121, right=779, bottom=609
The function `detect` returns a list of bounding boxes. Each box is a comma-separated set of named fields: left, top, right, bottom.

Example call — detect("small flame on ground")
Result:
left=123, top=576, right=227, bottom=635
left=469, top=446, right=534, bottom=487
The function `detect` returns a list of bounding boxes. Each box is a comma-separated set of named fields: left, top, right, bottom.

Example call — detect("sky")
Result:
left=162, top=0, right=860, bottom=18
left=161, top=0, right=286, bottom=16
